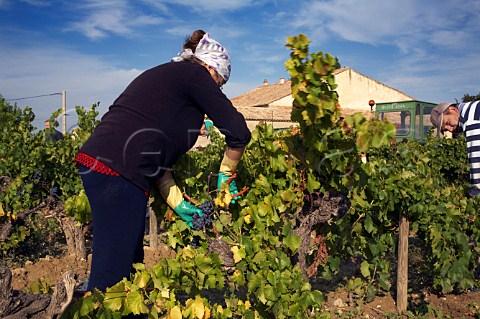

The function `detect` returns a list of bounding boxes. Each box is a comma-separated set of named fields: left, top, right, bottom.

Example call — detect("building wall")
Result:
left=335, top=69, right=414, bottom=111
left=270, top=95, right=294, bottom=107
left=244, top=120, right=296, bottom=131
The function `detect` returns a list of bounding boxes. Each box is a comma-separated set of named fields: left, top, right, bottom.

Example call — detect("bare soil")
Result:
left=8, top=244, right=480, bottom=319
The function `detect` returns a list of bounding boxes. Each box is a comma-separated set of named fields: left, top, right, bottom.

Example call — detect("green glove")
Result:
left=173, top=200, right=203, bottom=228
left=217, top=172, right=240, bottom=204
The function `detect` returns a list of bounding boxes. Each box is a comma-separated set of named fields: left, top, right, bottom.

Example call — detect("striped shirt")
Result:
left=458, top=100, right=480, bottom=193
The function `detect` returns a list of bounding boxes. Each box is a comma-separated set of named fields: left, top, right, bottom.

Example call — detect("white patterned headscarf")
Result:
left=171, top=33, right=231, bottom=83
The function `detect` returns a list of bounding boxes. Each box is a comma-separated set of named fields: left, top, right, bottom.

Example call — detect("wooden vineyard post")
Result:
left=397, top=212, right=409, bottom=314
left=148, top=197, right=159, bottom=250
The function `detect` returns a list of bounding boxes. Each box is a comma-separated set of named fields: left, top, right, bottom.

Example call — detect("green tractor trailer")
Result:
left=372, top=100, right=438, bottom=141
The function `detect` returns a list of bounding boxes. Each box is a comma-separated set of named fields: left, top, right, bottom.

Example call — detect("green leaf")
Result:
left=79, top=295, right=97, bottom=316
left=360, top=261, right=371, bottom=278
left=126, top=290, right=149, bottom=315
left=283, top=233, right=301, bottom=252
left=104, top=282, right=126, bottom=312
left=247, top=273, right=263, bottom=292
left=257, top=203, right=271, bottom=217
left=306, top=173, right=320, bottom=192
left=264, top=284, right=278, bottom=301
left=364, top=214, right=374, bottom=234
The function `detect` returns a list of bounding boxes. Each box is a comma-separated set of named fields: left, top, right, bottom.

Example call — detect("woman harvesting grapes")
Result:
left=74, top=30, right=250, bottom=297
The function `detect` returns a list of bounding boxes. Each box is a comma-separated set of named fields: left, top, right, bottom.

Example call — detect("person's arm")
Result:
left=156, top=171, right=202, bottom=227
left=187, top=66, right=251, bottom=148
left=219, top=146, right=244, bottom=175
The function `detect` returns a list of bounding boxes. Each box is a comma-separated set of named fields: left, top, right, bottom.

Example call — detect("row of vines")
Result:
left=1, top=34, right=479, bottom=318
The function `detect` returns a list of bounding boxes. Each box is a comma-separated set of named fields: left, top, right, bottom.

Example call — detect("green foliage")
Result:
left=324, top=138, right=480, bottom=296
left=0, top=98, right=99, bottom=255
left=462, top=92, right=480, bottom=102
left=27, top=277, right=54, bottom=294
left=65, top=33, right=405, bottom=318
left=3, top=33, right=480, bottom=318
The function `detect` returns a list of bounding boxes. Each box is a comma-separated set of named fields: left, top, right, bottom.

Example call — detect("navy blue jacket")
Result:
left=79, top=61, right=251, bottom=192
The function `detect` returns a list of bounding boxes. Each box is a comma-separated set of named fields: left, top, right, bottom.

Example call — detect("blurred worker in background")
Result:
left=430, top=100, right=480, bottom=196
left=44, top=119, right=64, bottom=142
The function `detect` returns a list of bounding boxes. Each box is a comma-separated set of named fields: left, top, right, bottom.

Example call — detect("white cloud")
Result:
left=285, top=0, right=480, bottom=102
left=291, top=0, right=479, bottom=51
left=66, top=0, right=163, bottom=39
left=0, top=43, right=142, bottom=128
left=372, top=44, right=480, bottom=102
left=162, top=0, right=257, bottom=12
left=429, top=30, right=470, bottom=48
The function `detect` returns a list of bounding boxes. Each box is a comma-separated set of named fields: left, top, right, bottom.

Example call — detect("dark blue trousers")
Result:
left=78, top=165, right=147, bottom=292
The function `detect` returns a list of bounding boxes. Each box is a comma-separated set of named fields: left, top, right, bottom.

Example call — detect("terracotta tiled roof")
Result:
left=231, top=79, right=292, bottom=108
left=236, top=105, right=293, bottom=122
left=230, top=68, right=358, bottom=109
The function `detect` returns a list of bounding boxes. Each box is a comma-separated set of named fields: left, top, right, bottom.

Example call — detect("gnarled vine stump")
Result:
left=0, top=194, right=87, bottom=261
left=294, top=190, right=350, bottom=279
left=0, top=267, right=75, bottom=319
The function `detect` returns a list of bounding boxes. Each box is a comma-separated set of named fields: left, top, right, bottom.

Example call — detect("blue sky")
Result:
left=1, top=0, right=479, bottom=131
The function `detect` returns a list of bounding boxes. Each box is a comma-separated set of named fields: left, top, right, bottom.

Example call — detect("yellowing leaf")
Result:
left=244, top=213, right=252, bottom=224
left=182, top=246, right=197, bottom=259
left=231, top=246, right=243, bottom=263
left=203, top=306, right=211, bottom=319
left=133, top=270, right=151, bottom=289
left=192, top=296, right=205, bottom=319
left=214, top=185, right=232, bottom=208
left=168, top=306, right=182, bottom=319
left=104, top=282, right=126, bottom=311
left=161, top=288, right=170, bottom=298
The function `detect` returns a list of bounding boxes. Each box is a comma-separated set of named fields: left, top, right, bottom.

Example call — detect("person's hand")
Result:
left=216, top=148, right=245, bottom=205
left=157, top=171, right=202, bottom=227
left=173, top=200, right=203, bottom=228
left=217, top=172, right=241, bottom=203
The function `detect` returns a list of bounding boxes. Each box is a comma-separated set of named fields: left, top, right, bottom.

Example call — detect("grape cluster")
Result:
left=198, top=200, right=214, bottom=215
left=192, top=201, right=215, bottom=230
left=49, top=185, right=60, bottom=196
left=190, top=236, right=201, bottom=248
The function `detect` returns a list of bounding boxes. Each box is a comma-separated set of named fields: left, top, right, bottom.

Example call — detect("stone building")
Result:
left=231, top=67, right=414, bottom=131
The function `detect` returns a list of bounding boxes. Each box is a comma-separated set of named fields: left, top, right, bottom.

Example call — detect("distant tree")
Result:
left=462, top=92, right=480, bottom=102
left=334, top=56, right=341, bottom=69
left=0, top=95, right=21, bottom=130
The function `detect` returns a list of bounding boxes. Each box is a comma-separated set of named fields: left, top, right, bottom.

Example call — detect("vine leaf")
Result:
left=126, top=290, right=149, bottom=315
left=360, top=261, right=371, bottom=278
left=231, top=245, right=243, bottom=263
left=168, top=306, right=182, bottom=319
left=283, top=233, right=301, bottom=252
left=184, top=296, right=207, bottom=319
left=104, top=282, right=126, bottom=312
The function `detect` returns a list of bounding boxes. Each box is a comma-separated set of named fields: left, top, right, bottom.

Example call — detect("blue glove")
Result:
left=217, top=172, right=241, bottom=204
left=173, top=200, right=203, bottom=228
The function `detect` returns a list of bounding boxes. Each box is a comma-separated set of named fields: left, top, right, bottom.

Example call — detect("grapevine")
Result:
left=0, top=31, right=479, bottom=319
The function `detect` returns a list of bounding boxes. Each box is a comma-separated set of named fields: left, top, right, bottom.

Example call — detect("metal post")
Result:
left=62, top=90, right=67, bottom=134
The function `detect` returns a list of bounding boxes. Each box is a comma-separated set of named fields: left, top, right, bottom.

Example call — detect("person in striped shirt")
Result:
left=430, top=100, right=480, bottom=196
